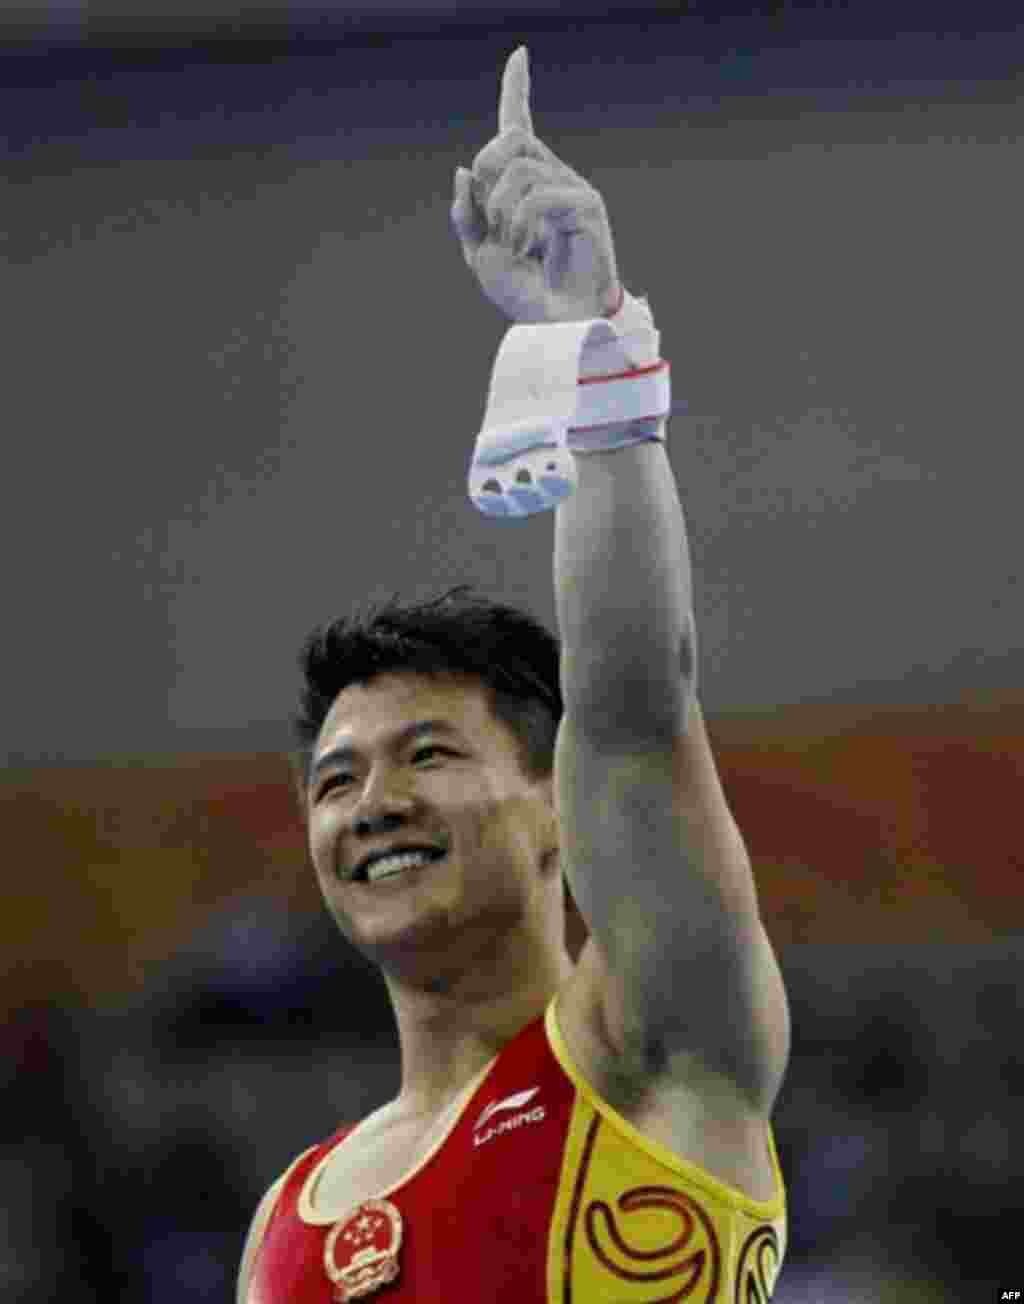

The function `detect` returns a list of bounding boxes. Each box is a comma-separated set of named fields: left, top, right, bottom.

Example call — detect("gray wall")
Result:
left=4, top=18, right=1022, bottom=764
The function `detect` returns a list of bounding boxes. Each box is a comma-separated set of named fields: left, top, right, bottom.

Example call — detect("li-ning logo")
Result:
left=472, top=1086, right=545, bottom=1148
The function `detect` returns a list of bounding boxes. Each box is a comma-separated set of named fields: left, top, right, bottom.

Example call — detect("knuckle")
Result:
left=470, top=142, right=499, bottom=178
left=508, top=155, right=548, bottom=185
left=512, top=186, right=545, bottom=223
left=501, top=124, right=532, bottom=149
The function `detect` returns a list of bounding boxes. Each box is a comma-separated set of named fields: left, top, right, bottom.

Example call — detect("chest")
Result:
left=310, top=1110, right=459, bottom=1216
left=309, top=1065, right=775, bottom=1222
left=261, top=1016, right=787, bottom=1304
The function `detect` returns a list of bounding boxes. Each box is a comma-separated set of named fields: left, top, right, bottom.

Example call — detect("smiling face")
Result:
left=307, top=670, right=563, bottom=986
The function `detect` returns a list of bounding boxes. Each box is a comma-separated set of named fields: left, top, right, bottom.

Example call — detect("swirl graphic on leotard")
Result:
left=734, top=1226, right=780, bottom=1303
left=584, top=1184, right=722, bottom=1301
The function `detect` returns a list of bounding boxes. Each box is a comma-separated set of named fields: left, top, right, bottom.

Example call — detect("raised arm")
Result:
left=452, top=47, right=789, bottom=1113
left=554, top=434, right=789, bottom=1111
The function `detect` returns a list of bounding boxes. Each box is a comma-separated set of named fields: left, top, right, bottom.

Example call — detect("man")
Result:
left=239, top=46, right=790, bottom=1303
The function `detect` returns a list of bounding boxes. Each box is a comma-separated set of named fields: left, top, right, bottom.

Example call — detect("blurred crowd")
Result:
left=4, top=897, right=1017, bottom=1301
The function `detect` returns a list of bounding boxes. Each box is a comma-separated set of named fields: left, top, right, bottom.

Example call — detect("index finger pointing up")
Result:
left=498, top=46, right=533, bottom=136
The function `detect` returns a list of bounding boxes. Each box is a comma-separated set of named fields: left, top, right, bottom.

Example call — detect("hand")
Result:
left=451, top=47, right=623, bottom=325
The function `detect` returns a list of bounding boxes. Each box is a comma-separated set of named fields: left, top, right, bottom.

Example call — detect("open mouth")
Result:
left=352, top=845, right=447, bottom=885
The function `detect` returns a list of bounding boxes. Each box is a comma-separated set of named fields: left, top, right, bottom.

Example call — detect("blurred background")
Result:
left=3, top=1, right=1022, bottom=1299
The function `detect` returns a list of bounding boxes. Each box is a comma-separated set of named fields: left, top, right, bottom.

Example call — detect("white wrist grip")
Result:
left=574, top=361, right=671, bottom=431
left=468, top=291, right=672, bottom=517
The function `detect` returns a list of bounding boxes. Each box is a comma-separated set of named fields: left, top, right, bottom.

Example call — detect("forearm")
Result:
left=554, top=422, right=696, bottom=742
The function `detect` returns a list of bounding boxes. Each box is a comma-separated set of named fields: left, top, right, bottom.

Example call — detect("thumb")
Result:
left=450, top=165, right=486, bottom=261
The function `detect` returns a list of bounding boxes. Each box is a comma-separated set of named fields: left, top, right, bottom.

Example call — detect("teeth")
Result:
left=365, top=849, right=437, bottom=883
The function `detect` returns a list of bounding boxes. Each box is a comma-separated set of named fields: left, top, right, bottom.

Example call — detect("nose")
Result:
left=353, top=807, right=411, bottom=838
left=350, top=767, right=417, bottom=839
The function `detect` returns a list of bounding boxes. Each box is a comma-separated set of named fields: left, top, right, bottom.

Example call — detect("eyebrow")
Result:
left=309, top=719, right=463, bottom=789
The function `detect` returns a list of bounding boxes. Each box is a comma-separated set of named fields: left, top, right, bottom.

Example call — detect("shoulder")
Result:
left=236, top=1171, right=288, bottom=1304
left=235, top=1136, right=343, bottom=1304
left=554, top=951, right=781, bottom=1203
left=557, top=937, right=775, bottom=1120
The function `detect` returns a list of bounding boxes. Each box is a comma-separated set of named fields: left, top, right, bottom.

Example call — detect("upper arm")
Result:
left=555, top=699, right=790, bottom=1113
left=236, top=1173, right=287, bottom=1304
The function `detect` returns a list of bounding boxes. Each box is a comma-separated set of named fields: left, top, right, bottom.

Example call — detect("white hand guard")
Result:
left=468, top=290, right=672, bottom=517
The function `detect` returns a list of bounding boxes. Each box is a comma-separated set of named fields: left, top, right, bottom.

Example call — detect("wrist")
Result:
left=570, top=356, right=671, bottom=441
left=468, top=290, right=671, bottom=516
left=569, top=415, right=664, bottom=456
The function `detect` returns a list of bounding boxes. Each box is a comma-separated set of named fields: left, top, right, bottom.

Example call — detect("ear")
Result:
left=533, top=776, right=561, bottom=877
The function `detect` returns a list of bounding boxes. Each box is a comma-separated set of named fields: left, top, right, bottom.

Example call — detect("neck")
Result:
left=381, top=926, right=574, bottom=1121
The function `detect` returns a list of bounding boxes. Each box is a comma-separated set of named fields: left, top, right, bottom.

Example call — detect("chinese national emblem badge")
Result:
left=323, top=1199, right=404, bottom=1301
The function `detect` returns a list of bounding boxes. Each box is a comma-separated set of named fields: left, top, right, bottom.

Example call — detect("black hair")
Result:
left=291, top=585, right=562, bottom=807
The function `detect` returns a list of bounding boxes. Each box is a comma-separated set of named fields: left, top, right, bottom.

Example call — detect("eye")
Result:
left=412, top=744, right=453, bottom=764
left=317, top=773, right=354, bottom=800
